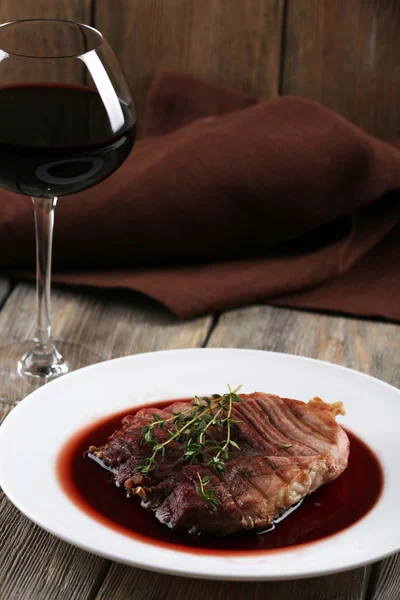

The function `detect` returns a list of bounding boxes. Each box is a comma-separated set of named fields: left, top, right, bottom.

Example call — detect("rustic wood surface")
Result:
left=0, top=0, right=91, bottom=21
left=92, top=0, right=400, bottom=140
left=94, top=0, right=285, bottom=134
left=0, top=1, right=92, bottom=86
left=282, top=0, right=400, bottom=139
left=0, top=286, right=399, bottom=599
left=96, top=561, right=366, bottom=600
left=371, top=553, right=400, bottom=600
left=0, top=277, right=10, bottom=308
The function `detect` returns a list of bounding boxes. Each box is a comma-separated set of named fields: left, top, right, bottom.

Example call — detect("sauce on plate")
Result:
left=57, top=399, right=383, bottom=554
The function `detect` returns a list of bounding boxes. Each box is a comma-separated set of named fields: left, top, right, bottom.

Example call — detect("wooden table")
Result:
left=0, top=277, right=399, bottom=600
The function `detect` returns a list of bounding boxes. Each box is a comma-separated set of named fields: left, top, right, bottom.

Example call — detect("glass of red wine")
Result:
left=0, top=20, right=136, bottom=407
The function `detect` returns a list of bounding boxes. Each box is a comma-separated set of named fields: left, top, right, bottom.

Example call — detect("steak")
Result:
left=88, top=393, right=349, bottom=536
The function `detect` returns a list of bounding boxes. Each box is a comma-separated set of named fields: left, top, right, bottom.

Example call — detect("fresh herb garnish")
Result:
left=138, top=385, right=243, bottom=507
left=195, top=473, right=220, bottom=511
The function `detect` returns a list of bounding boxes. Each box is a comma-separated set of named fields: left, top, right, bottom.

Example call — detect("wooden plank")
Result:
left=282, top=0, right=400, bottom=139
left=0, top=0, right=91, bottom=22
left=0, top=282, right=212, bottom=600
left=0, top=490, right=108, bottom=600
left=95, top=562, right=365, bottom=600
left=0, top=1, right=93, bottom=85
left=96, top=304, right=400, bottom=599
left=208, top=306, right=400, bottom=385
left=95, top=0, right=285, bottom=134
left=370, top=554, right=400, bottom=600
left=0, top=284, right=211, bottom=357
left=0, top=277, right=10, bottom=308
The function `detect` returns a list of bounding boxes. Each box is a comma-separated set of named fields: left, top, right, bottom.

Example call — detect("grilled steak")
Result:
left=89, top=393, right=349, bottom=536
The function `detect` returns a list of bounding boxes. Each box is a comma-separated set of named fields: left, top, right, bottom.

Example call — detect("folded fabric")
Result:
left=1, top=70, right=400, bottom=320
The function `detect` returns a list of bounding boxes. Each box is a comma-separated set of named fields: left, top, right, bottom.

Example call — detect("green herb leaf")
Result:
left=139, top=385, right=243, bottom=502
left=204, top=440, right=217, bottom=448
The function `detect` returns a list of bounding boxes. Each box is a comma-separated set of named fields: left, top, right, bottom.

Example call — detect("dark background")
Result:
left=3, top=0, right=398, bottom=139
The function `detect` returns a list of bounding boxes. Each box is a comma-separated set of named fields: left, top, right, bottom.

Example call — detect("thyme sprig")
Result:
left=137, top=385, right=243, bottom=507
left=195, top=473, right=220, bottom=511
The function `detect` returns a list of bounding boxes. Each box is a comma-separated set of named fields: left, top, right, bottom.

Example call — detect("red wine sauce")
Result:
left=57, top=400, right=383, bottom=555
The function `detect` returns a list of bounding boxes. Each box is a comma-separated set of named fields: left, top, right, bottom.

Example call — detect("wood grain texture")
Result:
left=0, top=0, right=92, bottom=85
left=0, top=282, right=212, bottom=600
left=208, top=306, right=400, bottom=387
left=0, top=490, right=108, bottom=600
left=282, top=0, right=400, bottom=139
left=0, top=284, right=211, bottom=353
left=95, top=304, right=400, bottom=599
left=0, top=0, right=91, bottom=22
left=96, top=561, right=365, bottom=600
left=370, top=553, right=400, bottom=600
left=95, top=0, right=284, bottom=134
left=0, top=277, right=10, bottom=308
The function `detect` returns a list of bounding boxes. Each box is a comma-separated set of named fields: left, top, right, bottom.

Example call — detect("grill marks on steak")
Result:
left=89, top=393, right=349, bottom=536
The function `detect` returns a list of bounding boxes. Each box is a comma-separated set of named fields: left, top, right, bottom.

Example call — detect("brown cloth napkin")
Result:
left=1, top=70, right=400, bottom=320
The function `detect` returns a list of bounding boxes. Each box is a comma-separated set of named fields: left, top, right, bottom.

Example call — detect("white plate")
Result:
left=0, top=348, right=399, bottom=581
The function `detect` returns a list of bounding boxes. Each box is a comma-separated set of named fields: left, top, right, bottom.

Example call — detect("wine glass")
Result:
left=0, top=20, right=136, bottom=409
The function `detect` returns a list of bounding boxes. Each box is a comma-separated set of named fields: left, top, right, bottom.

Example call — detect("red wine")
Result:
left=57, top=400, right=383, bottom=555
left=0, top=84, right=135, bottom=197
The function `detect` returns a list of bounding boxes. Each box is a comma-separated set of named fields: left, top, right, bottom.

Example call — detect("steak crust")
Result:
left=89, top=393, right=349, bottom=536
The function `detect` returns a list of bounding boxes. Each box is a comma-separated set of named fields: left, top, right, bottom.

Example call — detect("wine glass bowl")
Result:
left=0, top=19, right=136, bottom=406
left=0, top=20, right=136, bottom=198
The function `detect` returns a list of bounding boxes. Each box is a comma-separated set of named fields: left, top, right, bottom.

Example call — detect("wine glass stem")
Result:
left=32, top=196, right=57, bottom=354
left=17, top=196, right=68, bottom=380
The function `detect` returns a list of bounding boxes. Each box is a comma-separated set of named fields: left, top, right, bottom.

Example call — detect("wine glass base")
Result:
left=17, top=344, right=70, bottom=380
left=0, top=341, right=104, bottom=417
left=18, top=359, right=70, bottom=380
